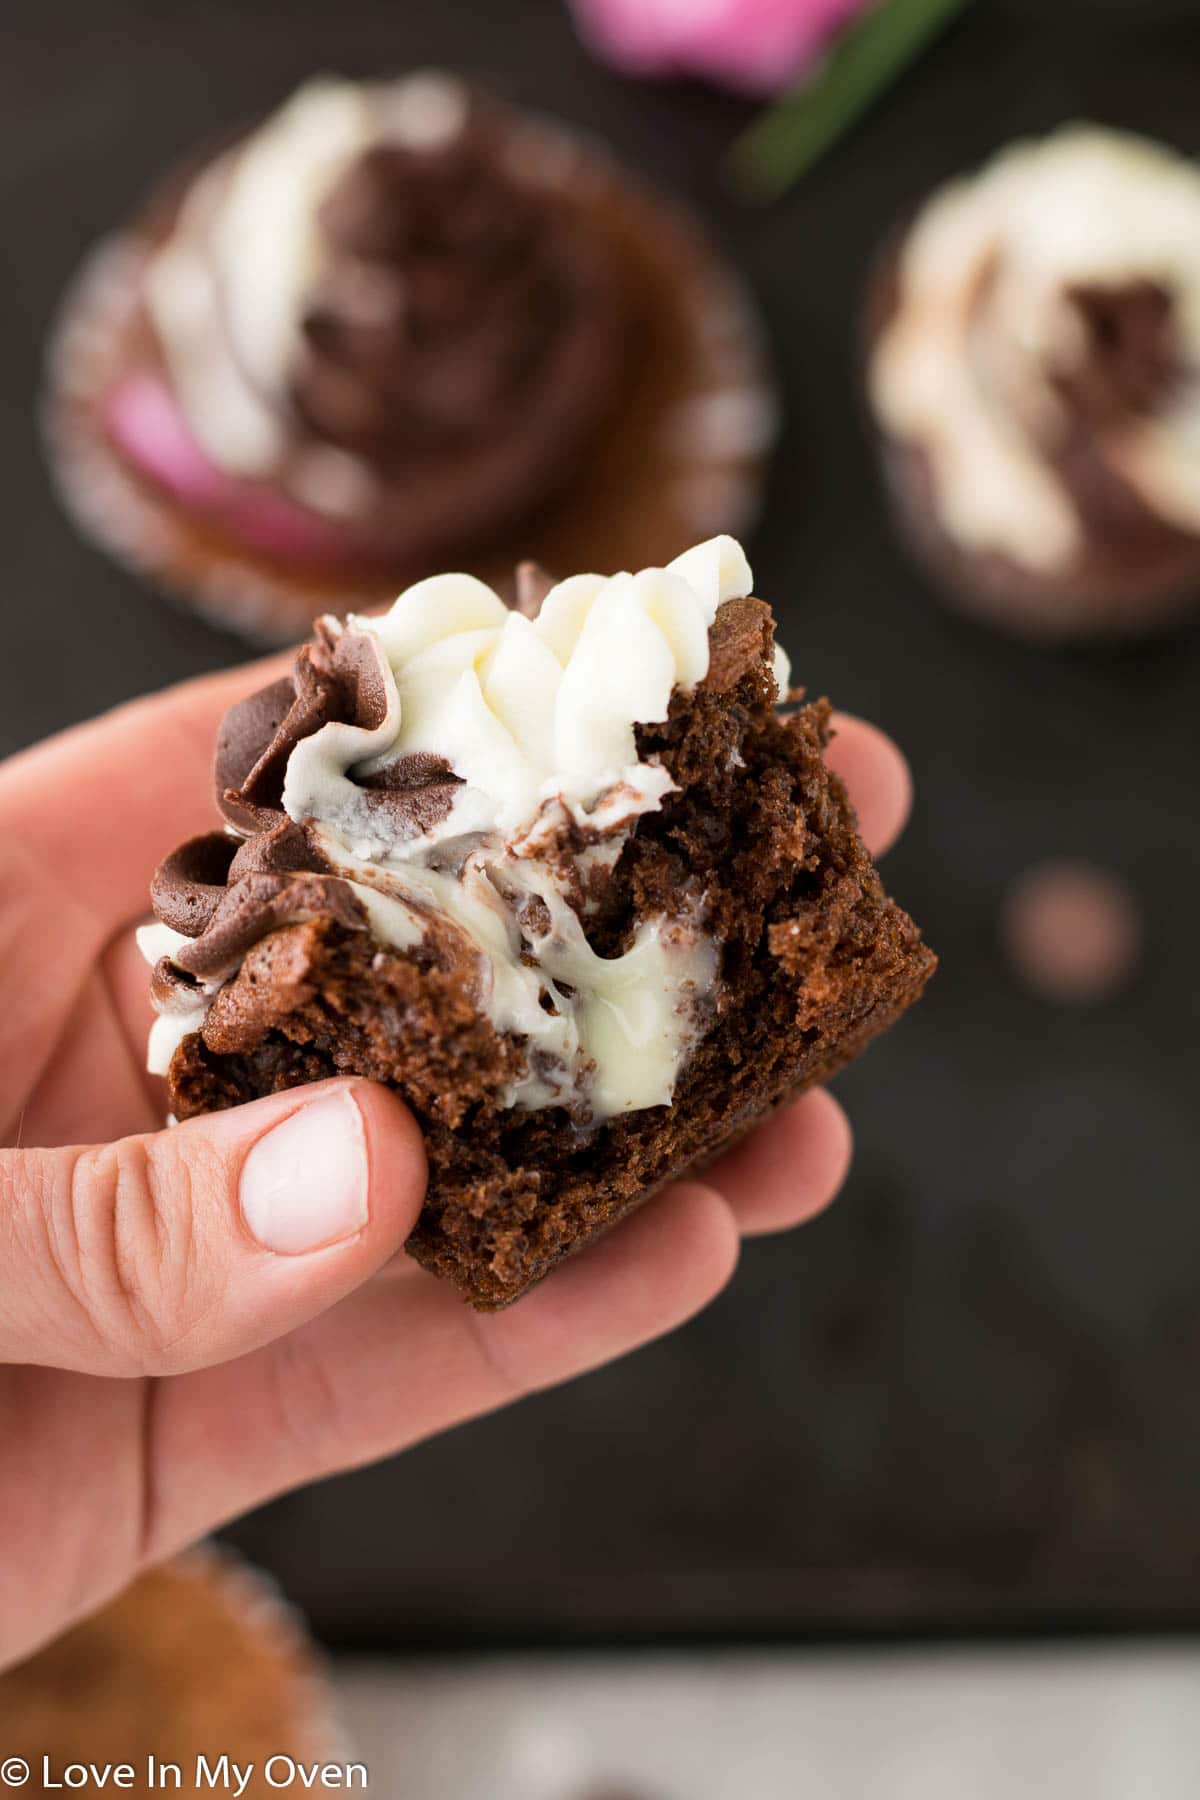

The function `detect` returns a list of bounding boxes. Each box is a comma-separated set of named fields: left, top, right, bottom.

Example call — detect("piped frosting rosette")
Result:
left=45, top=74, right=776, bottom=641
left=120, top=76, right=622, bottom=556
left=142, top=536, right=790, bottom=1122
left=868, top=125, right=1200, bottom=635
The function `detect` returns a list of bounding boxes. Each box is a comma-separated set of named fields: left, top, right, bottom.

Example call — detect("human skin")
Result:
left=0, top=659, right=911, bottom=1669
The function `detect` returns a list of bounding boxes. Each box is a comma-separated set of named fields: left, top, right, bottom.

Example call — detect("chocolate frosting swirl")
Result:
left=1053, top=280, right=1178, bottom=431
left=296, top=104, right=603, bottom=462
left=280, top=85, right=625, bottom=494
left=148, top=580, right=515, bottom=989
left=213, top=617, right=459, bottom=830
left=870, top=127, right=1200, bottom=588
left=142, top=77, right=629, bottom=565
left=152, top=627, right=463, bottom=988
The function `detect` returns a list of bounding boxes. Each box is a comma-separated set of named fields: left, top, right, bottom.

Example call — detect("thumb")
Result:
left=0, top=1080, right=426, bottom=1377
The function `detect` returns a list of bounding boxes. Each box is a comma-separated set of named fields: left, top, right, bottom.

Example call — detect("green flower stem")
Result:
left=727, top=0, right=975, bottom=202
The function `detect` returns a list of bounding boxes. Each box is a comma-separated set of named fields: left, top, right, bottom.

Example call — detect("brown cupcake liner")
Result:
left=43, top=107, right=777, bottom=646
left=1, top=1543, right=349, bottom=1779
left=172, top=1541, right=352, bottom=1763
left=880, top=433, right=1200, bottom=645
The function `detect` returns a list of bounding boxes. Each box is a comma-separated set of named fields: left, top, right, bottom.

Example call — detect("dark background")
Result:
left=5, top=0, right=1200, bottom=1644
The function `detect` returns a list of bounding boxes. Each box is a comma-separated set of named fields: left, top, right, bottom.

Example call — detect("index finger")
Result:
left=824, top=712, right=913, bottom=859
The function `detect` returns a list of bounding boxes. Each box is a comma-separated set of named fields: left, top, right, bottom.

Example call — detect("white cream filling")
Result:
left=870, top=125, right=1200, bottom=572
left=146, top=537, right=788, bottom=1119
left=315, top=836, right=717, bottom=1114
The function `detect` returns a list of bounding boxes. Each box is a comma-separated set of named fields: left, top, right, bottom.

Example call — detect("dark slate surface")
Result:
left=5, top=0, right=1199, bottom=1643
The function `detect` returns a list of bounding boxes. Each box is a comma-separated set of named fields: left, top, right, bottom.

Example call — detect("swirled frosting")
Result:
left=870, top=126, right=1200, bottom=574
left=141, top=74, right=622, bottom=528
left=143, top=536, right=791, bottom=1120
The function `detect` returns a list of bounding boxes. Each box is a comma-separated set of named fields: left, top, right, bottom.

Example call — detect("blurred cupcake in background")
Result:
left=865, top=125, right=1200, bottom=642
left=1, top=1551, right=343, bottom=1791
left=44, top=73, right=775, bottom=642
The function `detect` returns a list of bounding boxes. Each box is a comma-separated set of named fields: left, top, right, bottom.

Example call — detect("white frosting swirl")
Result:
left=284, top=534, right=771, bottom=843
left=870, top=125, right=1200, bottom=572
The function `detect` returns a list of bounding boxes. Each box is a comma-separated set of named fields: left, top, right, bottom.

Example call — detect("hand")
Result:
left=0, top=662, right=911, bottom=1668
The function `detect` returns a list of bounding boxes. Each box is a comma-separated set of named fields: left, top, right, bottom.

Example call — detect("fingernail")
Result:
left=240, top=1088, right=369, bottom=1254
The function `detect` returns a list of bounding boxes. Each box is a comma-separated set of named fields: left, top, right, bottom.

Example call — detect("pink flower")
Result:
left=570, top=0, right=872, bottom=95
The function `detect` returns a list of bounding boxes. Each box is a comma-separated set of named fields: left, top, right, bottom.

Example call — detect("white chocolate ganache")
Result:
left=870, top=125, right=1200, bottom=574
left=141, top=536, right=792, bottom=1120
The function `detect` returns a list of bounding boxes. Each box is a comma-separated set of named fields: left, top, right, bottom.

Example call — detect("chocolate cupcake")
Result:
left=865, top=125, right=1200, bottom=642
left=138, top=535, right=933, bottom=1308
left=44, top=73, right=775, bottom=642
left=0, top=1551, right=344, bottom=1794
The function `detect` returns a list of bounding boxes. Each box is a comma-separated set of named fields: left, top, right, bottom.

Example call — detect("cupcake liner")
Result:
left=877, top=429, right=1200, bottom=646
left=1, top=1544, right=349, bottom=1779
left=171, top=1542, right=352, bottom=1764
left=42, top=232, right=370, bottom=646
left=43, top=106, right=777, bottom=646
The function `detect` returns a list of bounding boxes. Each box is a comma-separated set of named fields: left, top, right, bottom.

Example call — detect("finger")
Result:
left=704, top=1087, right=852, bottom=1236
left=0, top=1362, right=144, bottom=1669
left=15, top=969, right=161, bottom=1148
left=0, top=1079, right=426, bottom=1377
left=0, top=653, right=291, bottom=939
left=142, top=1181, right=740, bottom=1550
left=100, top=929, right=164, bottom=1119
left=824, top=712, right=912, bottom=859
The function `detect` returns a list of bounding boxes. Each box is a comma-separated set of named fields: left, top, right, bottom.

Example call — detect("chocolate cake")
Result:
left=44, top=74, right=775, bottom=642
left=140, top=537, right=933, bottom=1308
left=865, top=125, right=1200, bottom=641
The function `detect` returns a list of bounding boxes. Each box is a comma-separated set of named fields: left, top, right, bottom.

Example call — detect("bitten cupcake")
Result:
left=865, top=125, right=1200, bottom=642
left=0, top=1552, right=344, bottom=1794
left=44, top=73, right=776, bottom=642
left=139, top=535, right=933, bottom=1309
